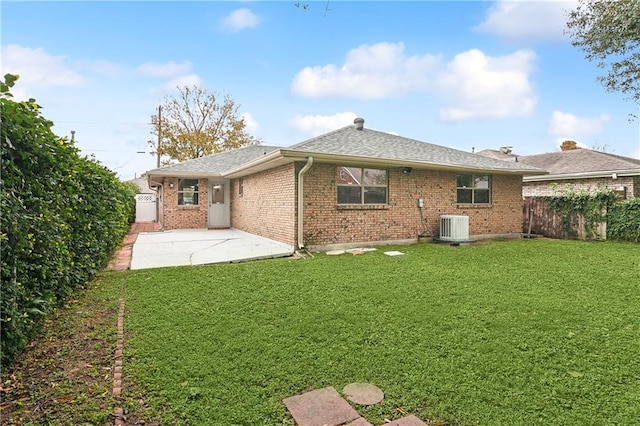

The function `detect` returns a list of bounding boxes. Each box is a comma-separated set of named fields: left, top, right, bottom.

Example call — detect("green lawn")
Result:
left=105, top=239, right=639, bottom=425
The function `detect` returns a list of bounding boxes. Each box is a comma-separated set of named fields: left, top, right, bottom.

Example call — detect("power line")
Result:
left=81, top=149, right=149, bottom=153
left=54, top=120, right=151, bottom=126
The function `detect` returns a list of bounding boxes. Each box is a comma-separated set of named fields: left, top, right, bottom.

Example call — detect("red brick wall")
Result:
left=230, top=164, right=297, bottom=246
left=158, top=164, right=525, bottom=247
left=524, top=176, right=638, bottom=199
left=161, top=177, right=209, bottom=230
left=302, top=164, right=523, bottom=247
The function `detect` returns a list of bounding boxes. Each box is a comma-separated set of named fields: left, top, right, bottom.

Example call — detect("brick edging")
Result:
left=112, top=297, right=125, bottom=426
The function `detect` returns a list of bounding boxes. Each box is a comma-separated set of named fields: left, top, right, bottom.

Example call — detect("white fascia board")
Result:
left=277, top=149, right=547, bottom=175
left=523, top=168, right=640, bottom=182
left=146, top=171, right=223, bottom=179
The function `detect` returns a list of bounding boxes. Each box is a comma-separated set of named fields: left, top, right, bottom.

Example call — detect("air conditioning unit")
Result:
left=439, top=215, right=469, bottom=241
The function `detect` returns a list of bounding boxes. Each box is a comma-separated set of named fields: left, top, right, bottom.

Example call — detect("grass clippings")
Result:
left=1, top=280, right=118, bottom=425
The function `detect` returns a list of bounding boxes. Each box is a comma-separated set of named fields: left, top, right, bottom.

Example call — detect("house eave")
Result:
left=223, top=150, right=292, bottom=178
left=277, top=149, right=547, bottom=175
left=523, top=168, right=640, bottom=182
left=146, top=170, right=224, bottom=180
left=149, top=149, right=549, bottom=180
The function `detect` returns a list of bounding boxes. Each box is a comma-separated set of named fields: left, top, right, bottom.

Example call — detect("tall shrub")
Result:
left=0, top=75, right=135, bottom=365
left=607, top=198, right=640, bottom=242
left=547, top=187, right=615, bottom=240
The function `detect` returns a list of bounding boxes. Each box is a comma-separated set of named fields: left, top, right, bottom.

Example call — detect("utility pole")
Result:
left=156, top=105, right=162, bottom=168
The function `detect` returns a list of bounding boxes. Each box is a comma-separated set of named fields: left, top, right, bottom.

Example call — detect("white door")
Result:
left=208, top=179, right=230, bottom=228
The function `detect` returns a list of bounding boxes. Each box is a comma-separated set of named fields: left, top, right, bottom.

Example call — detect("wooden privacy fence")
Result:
left=523, top=197, right=606, bottom=240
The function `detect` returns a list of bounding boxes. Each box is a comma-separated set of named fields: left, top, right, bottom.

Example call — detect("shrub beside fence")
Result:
left=607, top=198, right=640, bottom=243
left=0, top=75, right=136, bottom=366
left=524, top=190, right=640, bottom=243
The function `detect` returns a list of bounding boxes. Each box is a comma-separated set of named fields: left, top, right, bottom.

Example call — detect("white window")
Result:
left=336, top=167, right=388, bottom=205
left=178, top=179, right=199, bottom=205
left=456, top=174, right=490, bottom=204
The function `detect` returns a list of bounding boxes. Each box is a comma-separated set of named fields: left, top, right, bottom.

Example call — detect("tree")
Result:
left=566, top=0, right=640, bottom=109
left=150, top=85, right=260, bottom=164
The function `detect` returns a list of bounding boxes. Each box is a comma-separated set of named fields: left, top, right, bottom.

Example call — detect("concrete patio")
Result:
left=130, top=228, right=295, bottom=270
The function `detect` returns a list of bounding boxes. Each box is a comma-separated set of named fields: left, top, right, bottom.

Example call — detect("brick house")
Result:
left=146, top=118, right=545, bottom=250
left=477, top=142, right=640, bottom=199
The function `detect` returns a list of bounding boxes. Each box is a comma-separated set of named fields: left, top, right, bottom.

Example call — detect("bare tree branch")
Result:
left=149, top=85, right=261, bottom=164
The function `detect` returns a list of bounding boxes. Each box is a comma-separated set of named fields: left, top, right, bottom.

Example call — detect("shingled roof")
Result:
left=516, top=149, right=640, bottom=175
left=146, top=145, right=282, bottom=177
left=282, top=124, right=542, bottom=174
left=147, top=119, right=546, bottom=179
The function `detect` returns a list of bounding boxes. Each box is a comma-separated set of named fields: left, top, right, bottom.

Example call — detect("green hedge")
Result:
left=0, top=75, right=136, bottom=366
left=607, top=198, right=640, bottom=243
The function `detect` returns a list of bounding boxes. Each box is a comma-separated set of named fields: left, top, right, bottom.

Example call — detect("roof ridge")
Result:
left=288, top=124, right=355, bottom=150
left=520, top=149, right=640, bottom=165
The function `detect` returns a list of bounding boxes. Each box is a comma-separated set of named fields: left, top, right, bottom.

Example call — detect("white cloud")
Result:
left=288, top=112, right=358, bottom=136
left=137, top=61, right=193, bottom=77
left=1, top=44, right=85, bottom=99
left=220, top=8, right=260, bottom=33
left=157, top=74, right=203, bottom=92
left=474, top=0, right=578, bottom=42
left=290, top=42, right=537, bottom=121
left=547, top=110, right=610, bottom=138
left=436, top=49, right=537, bottom=121
left=290, top=42, right=439, bottom=99
left=242, top=112, right=259, bottom=134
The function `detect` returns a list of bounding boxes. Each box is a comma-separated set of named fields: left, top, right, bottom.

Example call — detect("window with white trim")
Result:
left=456, top=174, right=490, bottom=204
left=177, top=179, right=199, bottom=205
left=336, top=167, right=388, bottom=205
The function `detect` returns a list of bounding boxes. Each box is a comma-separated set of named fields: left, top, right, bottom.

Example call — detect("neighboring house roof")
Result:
left=475, top=149, right=517, bottom=162
left=128, top=175, right=156, bottom=193
left=147, top=119, right=546, bottom=180
left=516, top=149, right=640, bottom=182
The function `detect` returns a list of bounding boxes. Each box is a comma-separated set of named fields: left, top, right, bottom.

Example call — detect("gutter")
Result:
left=297, top=157, right=314, bottom=250
left=222, top=148, right=548, bottom=178
left=523, top=168, right=640, bottom=182
left=276, top=149, right=547, bottom=176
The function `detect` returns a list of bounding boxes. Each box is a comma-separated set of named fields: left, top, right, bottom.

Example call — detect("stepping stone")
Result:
left=345, top=248, right=377, bottom=254
left=347, top=418, right=373, bottom=425
left=343, top=383, right=384, bottom=405
left=384, top=251, right=404, bottom=256
left=387, top=415, right=428, bottom=425
left=283, top=386, right=360, bottom=426
left=326, top=250, right=346, bottom=256
left=348, top=250, right=365, bottom=255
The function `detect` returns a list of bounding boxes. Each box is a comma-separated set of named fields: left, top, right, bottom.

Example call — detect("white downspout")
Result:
left=297, top=157, right=314, bottom=249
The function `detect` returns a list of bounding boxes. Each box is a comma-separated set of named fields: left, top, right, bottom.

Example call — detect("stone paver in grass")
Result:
left=283, top=386, right=360, bottom=426
left=347, top=417, right=374, bottom=425
left=387, top=415, right=428, bottom=425
left=343, top=383, right=384, bottom=405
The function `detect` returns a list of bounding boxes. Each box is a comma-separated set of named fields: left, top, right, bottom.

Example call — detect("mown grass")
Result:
left=110, top=239, right=639, bottom=425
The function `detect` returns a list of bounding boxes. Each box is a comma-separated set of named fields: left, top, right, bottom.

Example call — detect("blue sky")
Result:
left=3, top=1, right=639, bottom=181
